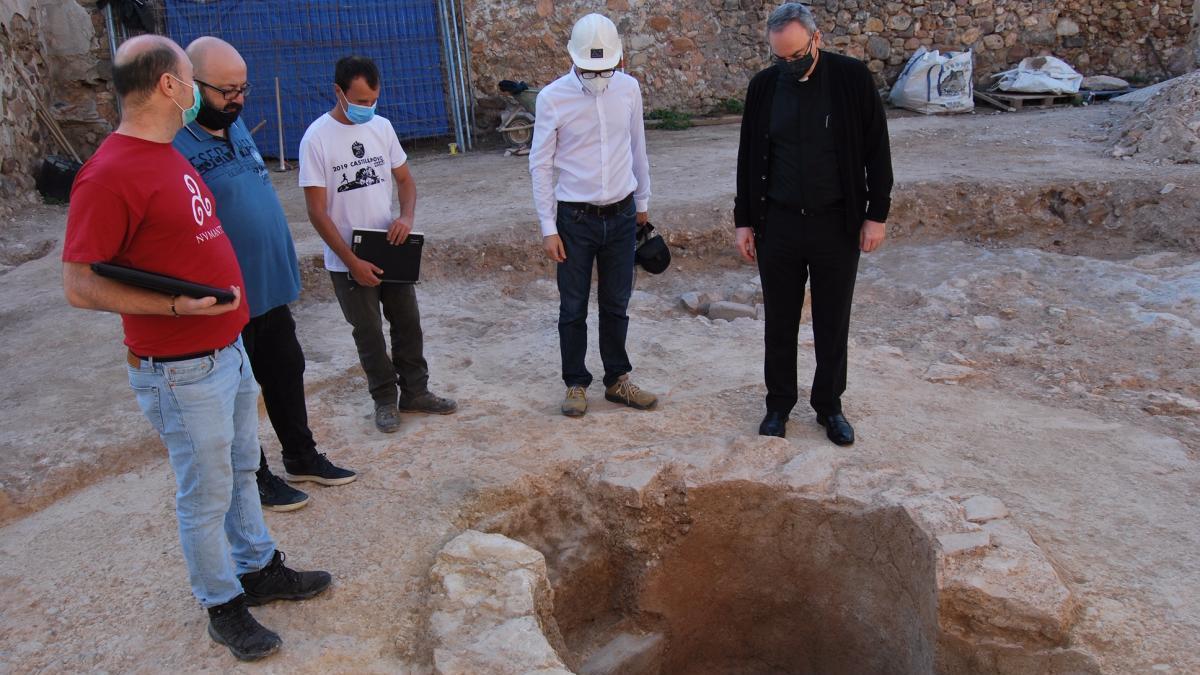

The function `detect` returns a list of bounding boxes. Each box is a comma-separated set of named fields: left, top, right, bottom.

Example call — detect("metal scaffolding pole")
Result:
left=437, top=0, right=466, bottom=152
left=448, top=0, right=472, bottom=150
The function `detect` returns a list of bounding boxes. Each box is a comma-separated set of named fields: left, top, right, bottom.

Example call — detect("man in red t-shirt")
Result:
left=62, top=35, right=329, bottom=662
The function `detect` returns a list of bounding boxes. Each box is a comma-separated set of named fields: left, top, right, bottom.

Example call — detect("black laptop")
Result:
left=91, top=262, right=237, bottom=303
left=351, top=230, right=424, bottom=283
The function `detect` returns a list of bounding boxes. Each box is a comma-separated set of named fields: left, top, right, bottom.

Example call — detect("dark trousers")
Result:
left=330, top=272, right=430, bottom=407
left=241, top=304, right=318, bottom=473
left=556, top=200, right=636, bottom=388
left=756, top=205, right=860, bottom=417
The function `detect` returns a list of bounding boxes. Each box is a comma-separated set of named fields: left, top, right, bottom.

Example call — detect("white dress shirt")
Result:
left=529, top=70, right=652, bottom=237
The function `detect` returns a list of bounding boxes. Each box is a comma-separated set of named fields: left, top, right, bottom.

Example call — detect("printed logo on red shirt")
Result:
left=185, top=171, right=227, bottom=244
left=183, top=173, right=213, bottom=226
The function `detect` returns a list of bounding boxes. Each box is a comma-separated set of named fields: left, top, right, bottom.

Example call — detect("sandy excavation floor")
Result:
left=1, top=104, right=1198, bottom=673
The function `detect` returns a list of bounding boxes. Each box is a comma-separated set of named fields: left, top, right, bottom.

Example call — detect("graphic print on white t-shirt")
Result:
left=298, top=113, right=409, bottom=272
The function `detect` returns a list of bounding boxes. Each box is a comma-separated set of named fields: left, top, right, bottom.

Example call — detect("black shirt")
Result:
left=734, top=52, right=893, bottom=235
left=768, top=55, right=843, bottom=210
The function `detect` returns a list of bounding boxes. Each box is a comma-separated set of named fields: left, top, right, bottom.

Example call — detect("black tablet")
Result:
left=351, top=229, right=424, bottom=283
left=91, top=262, right=237, bottom=304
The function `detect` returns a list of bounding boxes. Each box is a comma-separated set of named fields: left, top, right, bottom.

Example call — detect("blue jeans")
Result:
left=127, top=337, right=275, bottom=608
left=556, top=199, right=636, bottom=388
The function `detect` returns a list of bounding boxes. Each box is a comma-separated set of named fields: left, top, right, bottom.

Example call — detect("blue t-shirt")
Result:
left=173, top=119, right=301, bottom=317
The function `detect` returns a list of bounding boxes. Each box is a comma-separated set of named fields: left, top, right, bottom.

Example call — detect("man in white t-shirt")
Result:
left=298, top=55, right=456, bottom=433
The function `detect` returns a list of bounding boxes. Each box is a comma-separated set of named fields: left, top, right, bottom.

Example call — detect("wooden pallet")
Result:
left=977, top=90, right=1080, bottom=111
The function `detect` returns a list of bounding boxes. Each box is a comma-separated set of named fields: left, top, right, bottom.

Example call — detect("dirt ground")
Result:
left=1, top=103, right=1198, bottom=673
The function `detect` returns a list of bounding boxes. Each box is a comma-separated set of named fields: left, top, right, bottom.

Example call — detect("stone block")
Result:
left=707, top=301, right=757, bottom=321
left=963, top=496, right=1010, bottom=523
left=679, top=291, right=715, bottom=315
left=937, top=530, right=992, bottom=556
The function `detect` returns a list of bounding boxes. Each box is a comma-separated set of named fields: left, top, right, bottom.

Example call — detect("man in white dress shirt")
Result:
left=530, top=13, right=658, bottom=418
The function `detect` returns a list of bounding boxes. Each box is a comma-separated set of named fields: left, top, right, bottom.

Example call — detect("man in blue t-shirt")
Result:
left=174, top=37, right=356, bottom=511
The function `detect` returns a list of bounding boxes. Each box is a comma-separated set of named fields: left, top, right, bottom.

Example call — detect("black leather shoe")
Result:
left=758, top=411, right=788, bottom=438
left=238, top=550, right=332, bottom=607
left=816, top=413, right=855, bottom=446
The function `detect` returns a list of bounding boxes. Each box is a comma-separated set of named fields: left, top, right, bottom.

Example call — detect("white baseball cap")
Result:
left=568, top=13, right=622, bottom=71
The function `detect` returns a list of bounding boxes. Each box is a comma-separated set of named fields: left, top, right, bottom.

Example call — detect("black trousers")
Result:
left=241, top=304, right=319, bottom=473
left=756, top=205, right=860, bottom=417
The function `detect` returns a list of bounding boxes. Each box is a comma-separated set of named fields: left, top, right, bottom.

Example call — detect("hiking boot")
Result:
left=238, top=550, right=332, bottom=607
left=374, top=404, right=402, bottom=433
left=397, top=391, right=459, bottom=415
left=257, top=468, right=309, bottom=513
left=604, top=375, right=658, bottom=410
left=207, top=594, right=281, bottom=662
left=561, top=385, right=587, bottom=417
left=284, top=453, right=357, bottom=487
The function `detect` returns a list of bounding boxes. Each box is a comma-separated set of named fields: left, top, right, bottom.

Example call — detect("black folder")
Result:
left=351, top=229, right=424, bottom=283
left=91, top=262, right=237, bottom=303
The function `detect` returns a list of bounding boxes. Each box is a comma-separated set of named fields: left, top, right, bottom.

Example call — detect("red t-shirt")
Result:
left=63, top=133, right=249, bottom=356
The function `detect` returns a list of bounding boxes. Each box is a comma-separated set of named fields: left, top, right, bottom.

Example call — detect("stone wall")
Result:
left=1, top=0, right=115, bottom=221
left=1, top=2, right=51, bottom=219
left=464, top=0, right=1197, bottom=117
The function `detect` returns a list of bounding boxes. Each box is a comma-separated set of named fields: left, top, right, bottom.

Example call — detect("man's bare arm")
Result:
left=62, top=261, right=240, bottom=316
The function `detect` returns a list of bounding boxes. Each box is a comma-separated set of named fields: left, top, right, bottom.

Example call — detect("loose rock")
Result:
left=707, top=301, right=757, bottom=321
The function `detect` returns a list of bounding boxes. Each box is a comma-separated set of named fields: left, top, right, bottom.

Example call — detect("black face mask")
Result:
left=195, top=99, right=243, bottom=131
left=775, top=33, right=817, bottom=81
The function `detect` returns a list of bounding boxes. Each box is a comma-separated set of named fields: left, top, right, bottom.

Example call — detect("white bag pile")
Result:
left=991, top=56, right=1083, bottom=95
left=889, top=47, right=975, bottom=115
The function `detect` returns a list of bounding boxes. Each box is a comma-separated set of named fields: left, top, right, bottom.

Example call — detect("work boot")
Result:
left=561, top=385, right=587, bottom=417
left=397, top=390, right=459, bottom=415
left=374, top=404, right=402, bottom=433
left=604, top=374, right=658, bottom=410
left=207, top=594, right=281, bottom=662
left=257, top=468, right=309, bottom=513
left=238, top=550, right=332, bottom=607
left=284, top=453, right=357, bottom=487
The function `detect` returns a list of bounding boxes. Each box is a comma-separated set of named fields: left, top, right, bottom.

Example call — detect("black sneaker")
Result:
left=284, top=453, right=357, bottom=486
left=238, top=550, right=332, bottom=607
left=207, top=594, right=281, bottom=661
left=257, top=469, right=310, bottom=512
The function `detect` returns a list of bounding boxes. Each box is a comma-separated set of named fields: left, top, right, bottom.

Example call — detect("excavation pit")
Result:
left=430, top=464, right=1100, bottom=675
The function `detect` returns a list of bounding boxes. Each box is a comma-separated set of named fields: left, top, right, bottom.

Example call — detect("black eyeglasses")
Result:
left=578, top=69, right=616, bottom=80
left=770, top=32, right=818, bottom=64
left=196, top=79, right=252, bottom=101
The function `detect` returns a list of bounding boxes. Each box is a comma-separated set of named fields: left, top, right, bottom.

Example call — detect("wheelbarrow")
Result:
left=497, top=79, right=539, bottom=152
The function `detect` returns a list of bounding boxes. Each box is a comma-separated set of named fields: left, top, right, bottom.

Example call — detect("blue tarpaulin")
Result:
left=165, top=0, right=450, bottom=159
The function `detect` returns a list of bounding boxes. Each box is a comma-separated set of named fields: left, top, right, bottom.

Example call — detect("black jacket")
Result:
left=734, top=52, right=893, bottom=235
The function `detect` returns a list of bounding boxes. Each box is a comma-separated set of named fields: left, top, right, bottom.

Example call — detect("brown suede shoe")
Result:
left=561, top=385, right=587, bottom=417
left=604, top=375, right=658, bottom=410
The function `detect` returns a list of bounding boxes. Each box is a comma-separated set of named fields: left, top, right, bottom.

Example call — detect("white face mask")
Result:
left=577, top=71, right=611, bottom=95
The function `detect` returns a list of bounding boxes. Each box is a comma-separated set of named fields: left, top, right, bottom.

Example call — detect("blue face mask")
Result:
left=339, top=88, right=377, bottom=124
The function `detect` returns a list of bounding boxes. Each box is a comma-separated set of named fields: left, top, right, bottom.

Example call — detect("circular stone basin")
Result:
left=431, top=471, right=1099, bottom=675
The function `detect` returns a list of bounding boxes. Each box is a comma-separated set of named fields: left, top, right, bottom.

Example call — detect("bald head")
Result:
left=187, top=37, right=246, bottom=80
left=112, top=35, right=188, bottom=106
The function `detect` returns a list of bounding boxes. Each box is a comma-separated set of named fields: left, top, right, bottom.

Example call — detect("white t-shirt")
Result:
left=298, top=113, right=408, bottom=272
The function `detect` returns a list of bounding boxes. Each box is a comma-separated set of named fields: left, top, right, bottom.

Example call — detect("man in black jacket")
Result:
left=733, top=2, right=893, bottom=444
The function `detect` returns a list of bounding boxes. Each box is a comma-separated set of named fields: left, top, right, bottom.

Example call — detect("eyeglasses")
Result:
left=578, top=69, right=616, bottom=80
left=770, top=32, right=818, bottom=64
left=196, top=79, right=252, bottom=101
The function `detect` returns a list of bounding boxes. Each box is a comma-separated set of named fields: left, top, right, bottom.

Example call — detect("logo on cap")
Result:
left=591, top=48, right=604, bottom=59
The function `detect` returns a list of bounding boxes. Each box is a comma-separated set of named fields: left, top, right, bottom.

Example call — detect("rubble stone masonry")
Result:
left=465, top=0, right=1196, bottom=115
left=2, top=0, right=114, bottom=220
